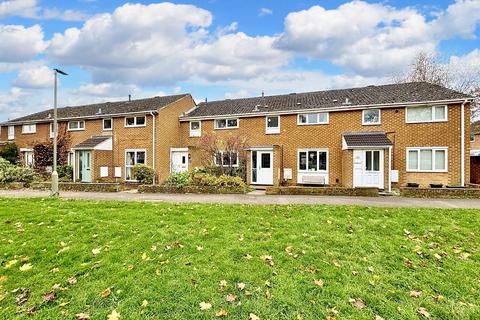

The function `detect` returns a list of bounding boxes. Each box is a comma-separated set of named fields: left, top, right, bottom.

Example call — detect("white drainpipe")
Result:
left=460, top=99, right=468, bottom=187
left=150, top=112, right=156, bottom=185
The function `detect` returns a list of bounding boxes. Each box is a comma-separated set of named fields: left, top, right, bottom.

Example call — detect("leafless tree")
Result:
left=197, top=133, right=249, bottom=175
left=394, top=51, right=480, bottom=118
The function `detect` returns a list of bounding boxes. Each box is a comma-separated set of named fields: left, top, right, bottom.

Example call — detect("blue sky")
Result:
left=0, top=0, right=479, bottom=121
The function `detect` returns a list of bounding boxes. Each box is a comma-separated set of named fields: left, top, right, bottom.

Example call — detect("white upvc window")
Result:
left=406, top=105, right=447, bottom=123
left=406, top=147, right=448, bottom=172
left=189, top=121, right=201, bottom=137
left=214, top=151, right=239, bottom=167
left=125, top=149, right=146, bottom=181
left=68, top=120, right=85, bottom=131
left=362, top=109, right=381, bottom=125
left=266, top=115, right=280, bottom=134
left=214, top=118, right=239, bottom=129
left=68, top=152, right=74, bottom=166
left=22, top=124, right=36, bottom=134
left=49, top=123, right=54, bottom=138
left=22, top=150, right=34, bottom=168
left=297, top=112, right=329, bottom=125
left=8, top=126, right=15, bottom=140
left=103, top=118, right=113, bottom=131
left=298, top=149, right=328, bottom=172
left=125, top=116, right=146, bottom=127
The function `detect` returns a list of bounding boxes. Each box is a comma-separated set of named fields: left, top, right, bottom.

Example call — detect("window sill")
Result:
left=124, top=125, right=146, bottom=128
left=297, top=122, right=329, bottom=126
left=362, top=123, right=381, bottom=126
left=68, top=128, right=85, bottom=132
left=214, top=127, right=239, bottom=130
left=406, top=170, right=448, bottom=173
left=21, top=132, right=36, bottom=135
left=406, top=120, right=448, bottom=124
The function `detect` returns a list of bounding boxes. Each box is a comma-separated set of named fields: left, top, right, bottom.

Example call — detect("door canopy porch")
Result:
left=342, top=132, right=393, bottom=150
left=72, top=136, right=113, bottom=151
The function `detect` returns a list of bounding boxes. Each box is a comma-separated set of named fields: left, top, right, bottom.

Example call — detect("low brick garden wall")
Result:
left=266, top=186, right=379, bottom=197
left=0, top=182, right=26, bottom=190
left=139, top=185, right=247, bottom=194
left=31, top=182, right=122, bottom=192
left=400, top=187, right=480, bottom=199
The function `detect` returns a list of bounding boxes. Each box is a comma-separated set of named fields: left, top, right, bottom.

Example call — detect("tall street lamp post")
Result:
left=51, top=68, right=68, bottom=197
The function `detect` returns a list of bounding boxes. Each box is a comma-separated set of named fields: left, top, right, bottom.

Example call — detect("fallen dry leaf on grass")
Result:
left=19, top=263, right=32, bottom=272
left=92, top=248, right=101, bottom=255
left=249, top=313, right=260, bottom=320
left=0, top=276, right=7, bottom=283
left=57, top=246, right=70, bottom=254
left=349, top=298, right=366, bottom=309
left=142, top=300, right=148, bottom=307
left=42, top=292, right=56, bottom=302
left=67, top=277, right=77, bottom=285
left=75, top=313, right=90, bottom=320
left=199, top=302, right=212, bottom=310
left=417, top=307, right=430, bottom=318
left=107, top=310, right=120, bottom=320
left=410, top=290, right=422, bottom=298
left=5, top=259, right=18, bottom=268
left=261, top=255, right=274, bottom=267
left=219, top=280, right=227, bottom=291
left=403, top=257, right=417, bottom=269
left=215, top=309, right=228, bottom=317
left=50, top=267, right=60, bottom=273
left=237, top=282, right=246, bottom=290
left=375, top=315, right=385, bottom=320
left=100, top=287, right=111, bottom=298
left=15, top=289, right=31, bottom=305
left=432, top=294, right=445, bottom=303
left=226, top=293, right=236, bottom=302
left=244, top=254, right=253, bottom=260
left=314, top=279, right=324, bottom=287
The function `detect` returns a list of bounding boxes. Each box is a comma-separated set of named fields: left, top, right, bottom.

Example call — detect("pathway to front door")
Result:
left=251, top=150, right=273, bottom=185
left=353, top=149, right=384, bottom=189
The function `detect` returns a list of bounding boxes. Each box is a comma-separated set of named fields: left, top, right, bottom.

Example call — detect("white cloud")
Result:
left=41, top=8, right=88, bottom=21
left=12, top=64, right=53, bottom=88
left=259, top=8, right=272, bottom=17
left=431, top=0, right=480, bottom=39
left=0, top=25, right=47, bottom=63
left=70, top=82, right=140, bottom=97
left=224, top=89, right=250, bottom=99
left=47, top=2, right=288, bottom=85
left=0, top=0, right=37, bottom=19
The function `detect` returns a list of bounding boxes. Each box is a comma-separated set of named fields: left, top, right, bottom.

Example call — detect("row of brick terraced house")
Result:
left=0, top=82, right=475, bottom=190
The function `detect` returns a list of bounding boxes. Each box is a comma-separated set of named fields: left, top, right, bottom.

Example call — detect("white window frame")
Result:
left=189, top=121, right=201, bottom=137
left=406, top=147, right=448, bottom=172
left=124, top=116, right=147, bottom=128
left=297, top=112, right=329, bottom=125
left=22, top=124, right=36, bottom=134
left=49, top=123, right=54, bottom=138
left=297, top=149, right=329, bottom=173
left=103, top=118, right=113, bottom=131
left=67, top=151, right=74, bottom=166
left=214, top=118, right=239, bottom=129
left=405, top=105, right=448, bottom=124
left=68, top=120, right=85, bottom=131
left=8, top=126, right=14, bottom=140
left=265, top=115, right=280, bottom=134
left=362, top=109, right=381, bottom=125
left=214, top=151, right=239, bottom=167
left=125, top=149, right=147, bottom=181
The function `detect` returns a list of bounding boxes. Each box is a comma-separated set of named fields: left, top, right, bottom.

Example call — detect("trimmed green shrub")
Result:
left=0, top=157, right=36, bottom=184
left=0, top=143, right=18, bottom=164
left=58, top=165, right=73, bottom=181
left=132, top=164, right=155, bottom=184
left=165, top=170, right=192, bottom=188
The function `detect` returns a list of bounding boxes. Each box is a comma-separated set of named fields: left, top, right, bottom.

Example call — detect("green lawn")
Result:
left=0, top=198, right=478, bottom=319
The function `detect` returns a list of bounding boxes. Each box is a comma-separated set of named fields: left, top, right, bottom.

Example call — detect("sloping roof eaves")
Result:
left=2, top=94, right=190, bottom=125
left=182, top=82, right=472, bottom=119
left=73, top=136, right=111, bottom=150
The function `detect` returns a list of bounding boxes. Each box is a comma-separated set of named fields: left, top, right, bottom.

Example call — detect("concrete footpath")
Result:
left=1, top=189, right=480, bottom=209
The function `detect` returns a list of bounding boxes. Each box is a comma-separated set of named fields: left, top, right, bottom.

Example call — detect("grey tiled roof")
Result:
left=343, top=132, right=393, bottom=147
left=184, top=82, right=471, bottom=118
left=4, top=94, right=190, bottom=124
left=73, top=136, right=111, bottom=150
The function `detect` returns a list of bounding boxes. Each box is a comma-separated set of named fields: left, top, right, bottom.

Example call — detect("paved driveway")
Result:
left=1, top=189, right=480, bottom=209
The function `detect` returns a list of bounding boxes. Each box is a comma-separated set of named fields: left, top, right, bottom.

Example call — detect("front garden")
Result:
left=0, top=198, right=478, bottom=319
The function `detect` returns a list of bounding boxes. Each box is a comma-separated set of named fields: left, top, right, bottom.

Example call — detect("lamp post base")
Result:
left=51, top=171, right=59, bottom=197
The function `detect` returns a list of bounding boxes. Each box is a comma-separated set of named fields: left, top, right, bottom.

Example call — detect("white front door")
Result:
left=353, top=149, right=384, bottom=189
left=79, top=151, right=92, bottom=183
left=251, top=150, right=273, bottom=185
left=171, top=151, right=189, bottom=174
